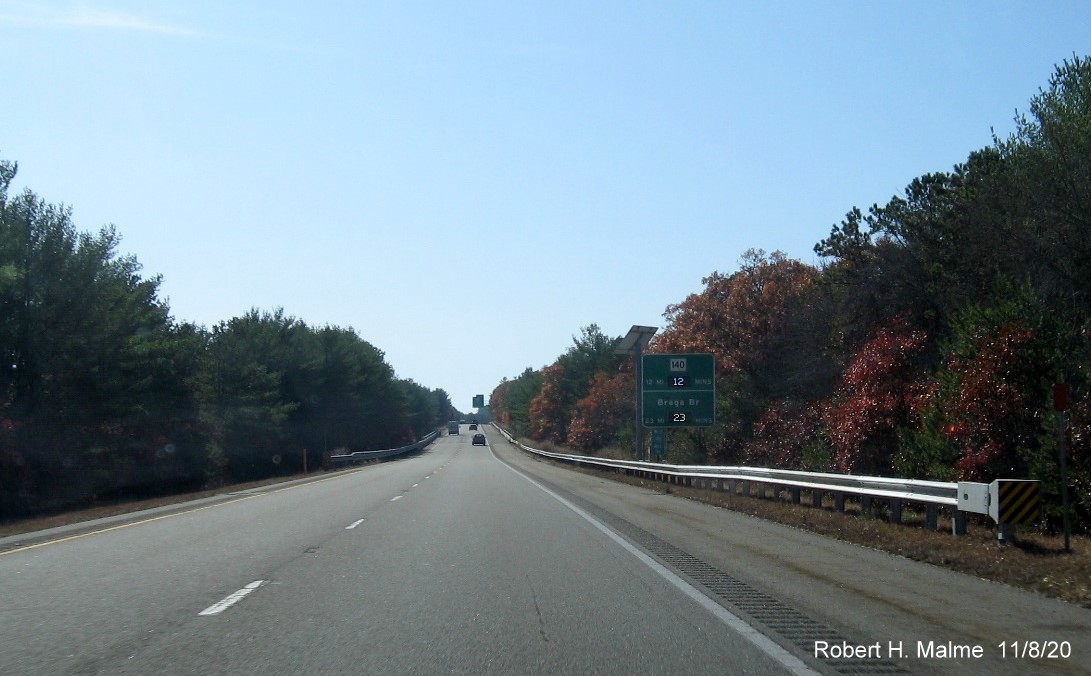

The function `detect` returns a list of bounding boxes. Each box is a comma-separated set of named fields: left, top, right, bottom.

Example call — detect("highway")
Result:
left=1, top=426, right=1088, bottom=675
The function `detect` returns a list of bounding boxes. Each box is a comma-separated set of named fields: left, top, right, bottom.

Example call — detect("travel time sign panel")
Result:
left=641, top=353, right=715, bottom=428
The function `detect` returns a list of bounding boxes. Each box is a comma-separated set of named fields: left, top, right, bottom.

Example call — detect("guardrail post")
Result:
left=952, top=509, right=966, bottom=536
left=489, top=423, right=987, bottom=537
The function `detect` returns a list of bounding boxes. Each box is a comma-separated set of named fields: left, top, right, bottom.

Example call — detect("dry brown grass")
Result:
left=569, top=463, right=1091, bottom=608
left=0, top=471, right=316, bottom=538
left=502, top=432, right=1090, bottom=607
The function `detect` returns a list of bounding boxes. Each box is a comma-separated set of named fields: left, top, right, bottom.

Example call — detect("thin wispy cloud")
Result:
left=0, top=3, right=202, bottom=37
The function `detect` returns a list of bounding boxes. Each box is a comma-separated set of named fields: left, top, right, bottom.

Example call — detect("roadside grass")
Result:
left=515, top=437, right=1091, bottom=609
left=0, top=471, right=315, bottom=538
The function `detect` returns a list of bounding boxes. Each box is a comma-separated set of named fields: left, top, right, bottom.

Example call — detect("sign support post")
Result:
left=1055, top=383, right=1072, bottom=552
left=616, top=326, right=658, bottom=462
left=635, top=338, right=645, bottom=461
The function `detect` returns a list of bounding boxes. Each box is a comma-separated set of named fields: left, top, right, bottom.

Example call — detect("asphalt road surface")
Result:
left=1, top=425, right=1088, bottom=675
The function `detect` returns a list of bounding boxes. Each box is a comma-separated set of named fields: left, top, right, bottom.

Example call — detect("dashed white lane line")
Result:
left=346, top=519, right=365, bottom=529
left=199, top=580, right=265, bottom=616
left=412, top=483, right=419, bottom=488
left=391, top=495, right=403, bottom=502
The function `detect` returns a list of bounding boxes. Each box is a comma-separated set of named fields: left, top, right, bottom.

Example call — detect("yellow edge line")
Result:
left=0, top=469, right=361, bottom=557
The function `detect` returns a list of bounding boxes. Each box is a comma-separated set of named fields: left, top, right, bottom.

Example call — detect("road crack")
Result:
left=526, top=573, right=550, bottom=643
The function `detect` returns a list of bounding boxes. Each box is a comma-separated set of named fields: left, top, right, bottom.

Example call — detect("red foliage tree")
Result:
left=490, top=379, right=513, bottom=429
left=744, top=399, right=822, bottom=469
left=940, top=322, right=1043, bottom=480
left=822, top=320, right=929, bottom=474
left=566, top=370, right=632, bottom=452
left=1063, top=388, right=1091, bottom=530
left=529, top=364, right=569, bottom=443
left=654, top=249, right=817, bottom=375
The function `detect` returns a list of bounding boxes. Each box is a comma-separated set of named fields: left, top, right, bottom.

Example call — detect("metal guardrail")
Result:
left=327, top=431, right=439, bottom=467
left=490, top=423, right=978, bottom=534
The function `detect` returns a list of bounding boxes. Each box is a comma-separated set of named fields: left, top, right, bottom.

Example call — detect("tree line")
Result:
left=0, top=163, right=458, bottom=518
left=490, top=57, right=1091, bottom=532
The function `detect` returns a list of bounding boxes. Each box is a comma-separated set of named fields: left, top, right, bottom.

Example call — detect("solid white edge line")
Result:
left=496, top=459, right=819, bottom=676
left=346, top=519, right=365, bottom=530
left=0, top=466, right=375, bottom=558
left=199, top=580, right=265, bottom=616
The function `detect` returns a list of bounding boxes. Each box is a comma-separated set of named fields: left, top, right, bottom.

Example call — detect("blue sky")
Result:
left=3, top=1, right=1089, bottom=413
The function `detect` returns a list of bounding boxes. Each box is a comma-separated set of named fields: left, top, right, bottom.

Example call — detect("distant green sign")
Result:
left=473, top=394, right=484, bottom=408
left=642, top=353, right=715, bottom=427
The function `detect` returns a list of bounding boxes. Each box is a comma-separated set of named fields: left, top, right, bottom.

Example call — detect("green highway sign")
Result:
left=641, top=353, right=715, bottom=427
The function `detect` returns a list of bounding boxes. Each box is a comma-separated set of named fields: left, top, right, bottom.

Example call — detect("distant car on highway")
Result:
left=472, top=433, right=487, bottom=446
left=468, top=423, right=478, bottom=430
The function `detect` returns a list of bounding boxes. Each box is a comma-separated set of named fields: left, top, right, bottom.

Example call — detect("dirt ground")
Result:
left=559, top=458, right=1091, bottom=609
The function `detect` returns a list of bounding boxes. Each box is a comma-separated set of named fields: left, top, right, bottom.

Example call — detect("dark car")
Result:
left=468, top=423, right=478, bottom=430
left=472, top=433, right=487, bottom=446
